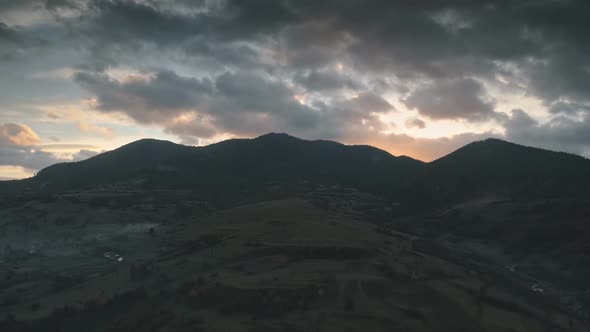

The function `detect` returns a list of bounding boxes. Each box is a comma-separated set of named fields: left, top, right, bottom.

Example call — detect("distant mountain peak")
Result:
left=477, top=137, right=522, bottom=146
left=120, top=138, right=179, bottom=148
left=254, top=132, right=300, bottom=141
left=481, top=137, right=509, bottom=143
left=446, top=137, right=587, bottom=161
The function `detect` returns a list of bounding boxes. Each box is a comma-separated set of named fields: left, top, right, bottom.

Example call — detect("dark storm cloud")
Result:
left=63, top=0, right=294, bottom=52
left=207, top=71, right=319, bottom=136
left=0, top=0, right=39, bottom=10
left=548, top=101, right=590, bottom=116
left=403, top=78, right=497, bottom=122
left=278, top=18, right=353, bottom=69
left=0, top=22, right=42, bottom=60
left=16, top=1, right=590, bottom=86
left=74, top=66, right=402, bottom=141
left=182, top=38, right=265, bottom=70
left=268, top=1, right=541, bottom=78
left=3, top=0, right=590, bottom=160
left=347, top=93, right=394, bottom=113
left=75, top=68, right=320, bottom=137
left=74, top=70, right=213, bottom=123
left=215, top=71, right=295, bottom=114
left=0, top=22, right=21, bottom=43
left=405, top=118, right=426, bottom=129
left=60, top=1, right=521, bottom=76
left=59, top=0, right=590, bottom=105
left=280, top=0, right=589, bottom=113
left=526, top=55, right=590, bottom=105
left=504, top=109, right=590, bottom=156
left=78, top=0, right=207, bottom=47
left=498, top=0, right=590, bottom=106
left=294, top=69, right=362, bottom=92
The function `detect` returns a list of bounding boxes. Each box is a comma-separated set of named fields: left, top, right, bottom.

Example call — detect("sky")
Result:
left=1, top=0, right=590, bottom=179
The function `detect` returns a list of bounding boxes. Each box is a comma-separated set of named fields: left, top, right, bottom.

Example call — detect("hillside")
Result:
left=3, top=134, right=590, bottom=209
left=408, top=138, right=590, bottom=205
left=1, top=197, right=586, bottom=331
left=2, top=134, right=590, bottom=329
left=13, top=133, right=424, bottom=201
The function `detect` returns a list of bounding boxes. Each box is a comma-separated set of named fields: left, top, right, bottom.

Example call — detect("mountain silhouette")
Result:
left=412, top=138, right=590, bottom=205
left=2, top=134, right=590, bottom=208
left=16, top=133, right=422, bottom=199
left=2, top=133, right=590, bottom=328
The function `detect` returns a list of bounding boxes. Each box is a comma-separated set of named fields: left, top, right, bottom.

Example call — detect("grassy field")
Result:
left=0, top=192, right=586, bottom=331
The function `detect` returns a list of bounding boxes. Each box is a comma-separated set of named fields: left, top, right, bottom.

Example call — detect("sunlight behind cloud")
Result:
left=0, top=165, right=34, bottom=180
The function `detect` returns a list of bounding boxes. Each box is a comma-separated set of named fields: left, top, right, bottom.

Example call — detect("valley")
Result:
left=0, top=188, right=588, bottom=331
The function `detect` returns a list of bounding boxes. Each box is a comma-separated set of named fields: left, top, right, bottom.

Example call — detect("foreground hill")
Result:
left=0, top=197, right=585, bottom=331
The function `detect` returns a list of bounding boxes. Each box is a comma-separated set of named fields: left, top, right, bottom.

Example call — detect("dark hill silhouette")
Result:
left=33, top=138, right=195, bottom=191
left=410, top=138, right=590, bottom=204
left=23, top=133, right=424, bottom=197
left=2, top=134, right=590, bottom=208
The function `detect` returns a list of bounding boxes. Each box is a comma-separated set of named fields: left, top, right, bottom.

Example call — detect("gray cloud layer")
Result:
left=403, top=78, right=497, bottom=122
left=2, top=0, right=590, bottom=161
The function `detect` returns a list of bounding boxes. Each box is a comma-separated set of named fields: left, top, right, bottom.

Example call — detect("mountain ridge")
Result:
left=33, top=134, right=590, bottom=177
left=2, top=133, right=590, bottom=209
left=8, top=133, right=421, bottom=198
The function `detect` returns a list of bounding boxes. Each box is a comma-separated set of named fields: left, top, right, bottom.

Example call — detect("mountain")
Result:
left=2, top=134, right=590, bottom=329
left=16, top=133, right=424, bottom=200
left=2, top=134, right=590, bottom=208
left=410, top=138, right=590, bottom=205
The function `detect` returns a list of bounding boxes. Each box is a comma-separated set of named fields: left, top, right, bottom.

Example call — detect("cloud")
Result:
left=77, top=122, right=115, bottom=139
left=504, top=109, right=590, bottom=157
left=76, top=64, right=407, bottom=143
left=2, top=0, right=590, bottom=162
left=348, top=92, right=394, bottom=113
left=0, top=122, right=102, bottom=174
left=1, top=123, right=41, bottom=146
left=163, top=113, right=217, bottom=139
left=72, top=149, right=99, bottom=161
left=39, top=143, right=99, bottom=150
left=0, top=123, right=58, bottom=170
left=279, top=19, right=354, bottom=69
left=294, top=69, right=362, bottom=92
left=0, top=146, right=61, bottom=171
left=548, top=100, right=590, bottom=116
left=74, top=70, right=213, bottom=124
left=405, top=118, right=426, bottom=129
left=75, top=68, right=320, bottom=138
left=29, top=67, right=77, bottom=80
left=403, top=78, right=497, bottom=122
left=0, top=22, right=32, bottom=60
left=54, top=1, right=538, bottom=80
